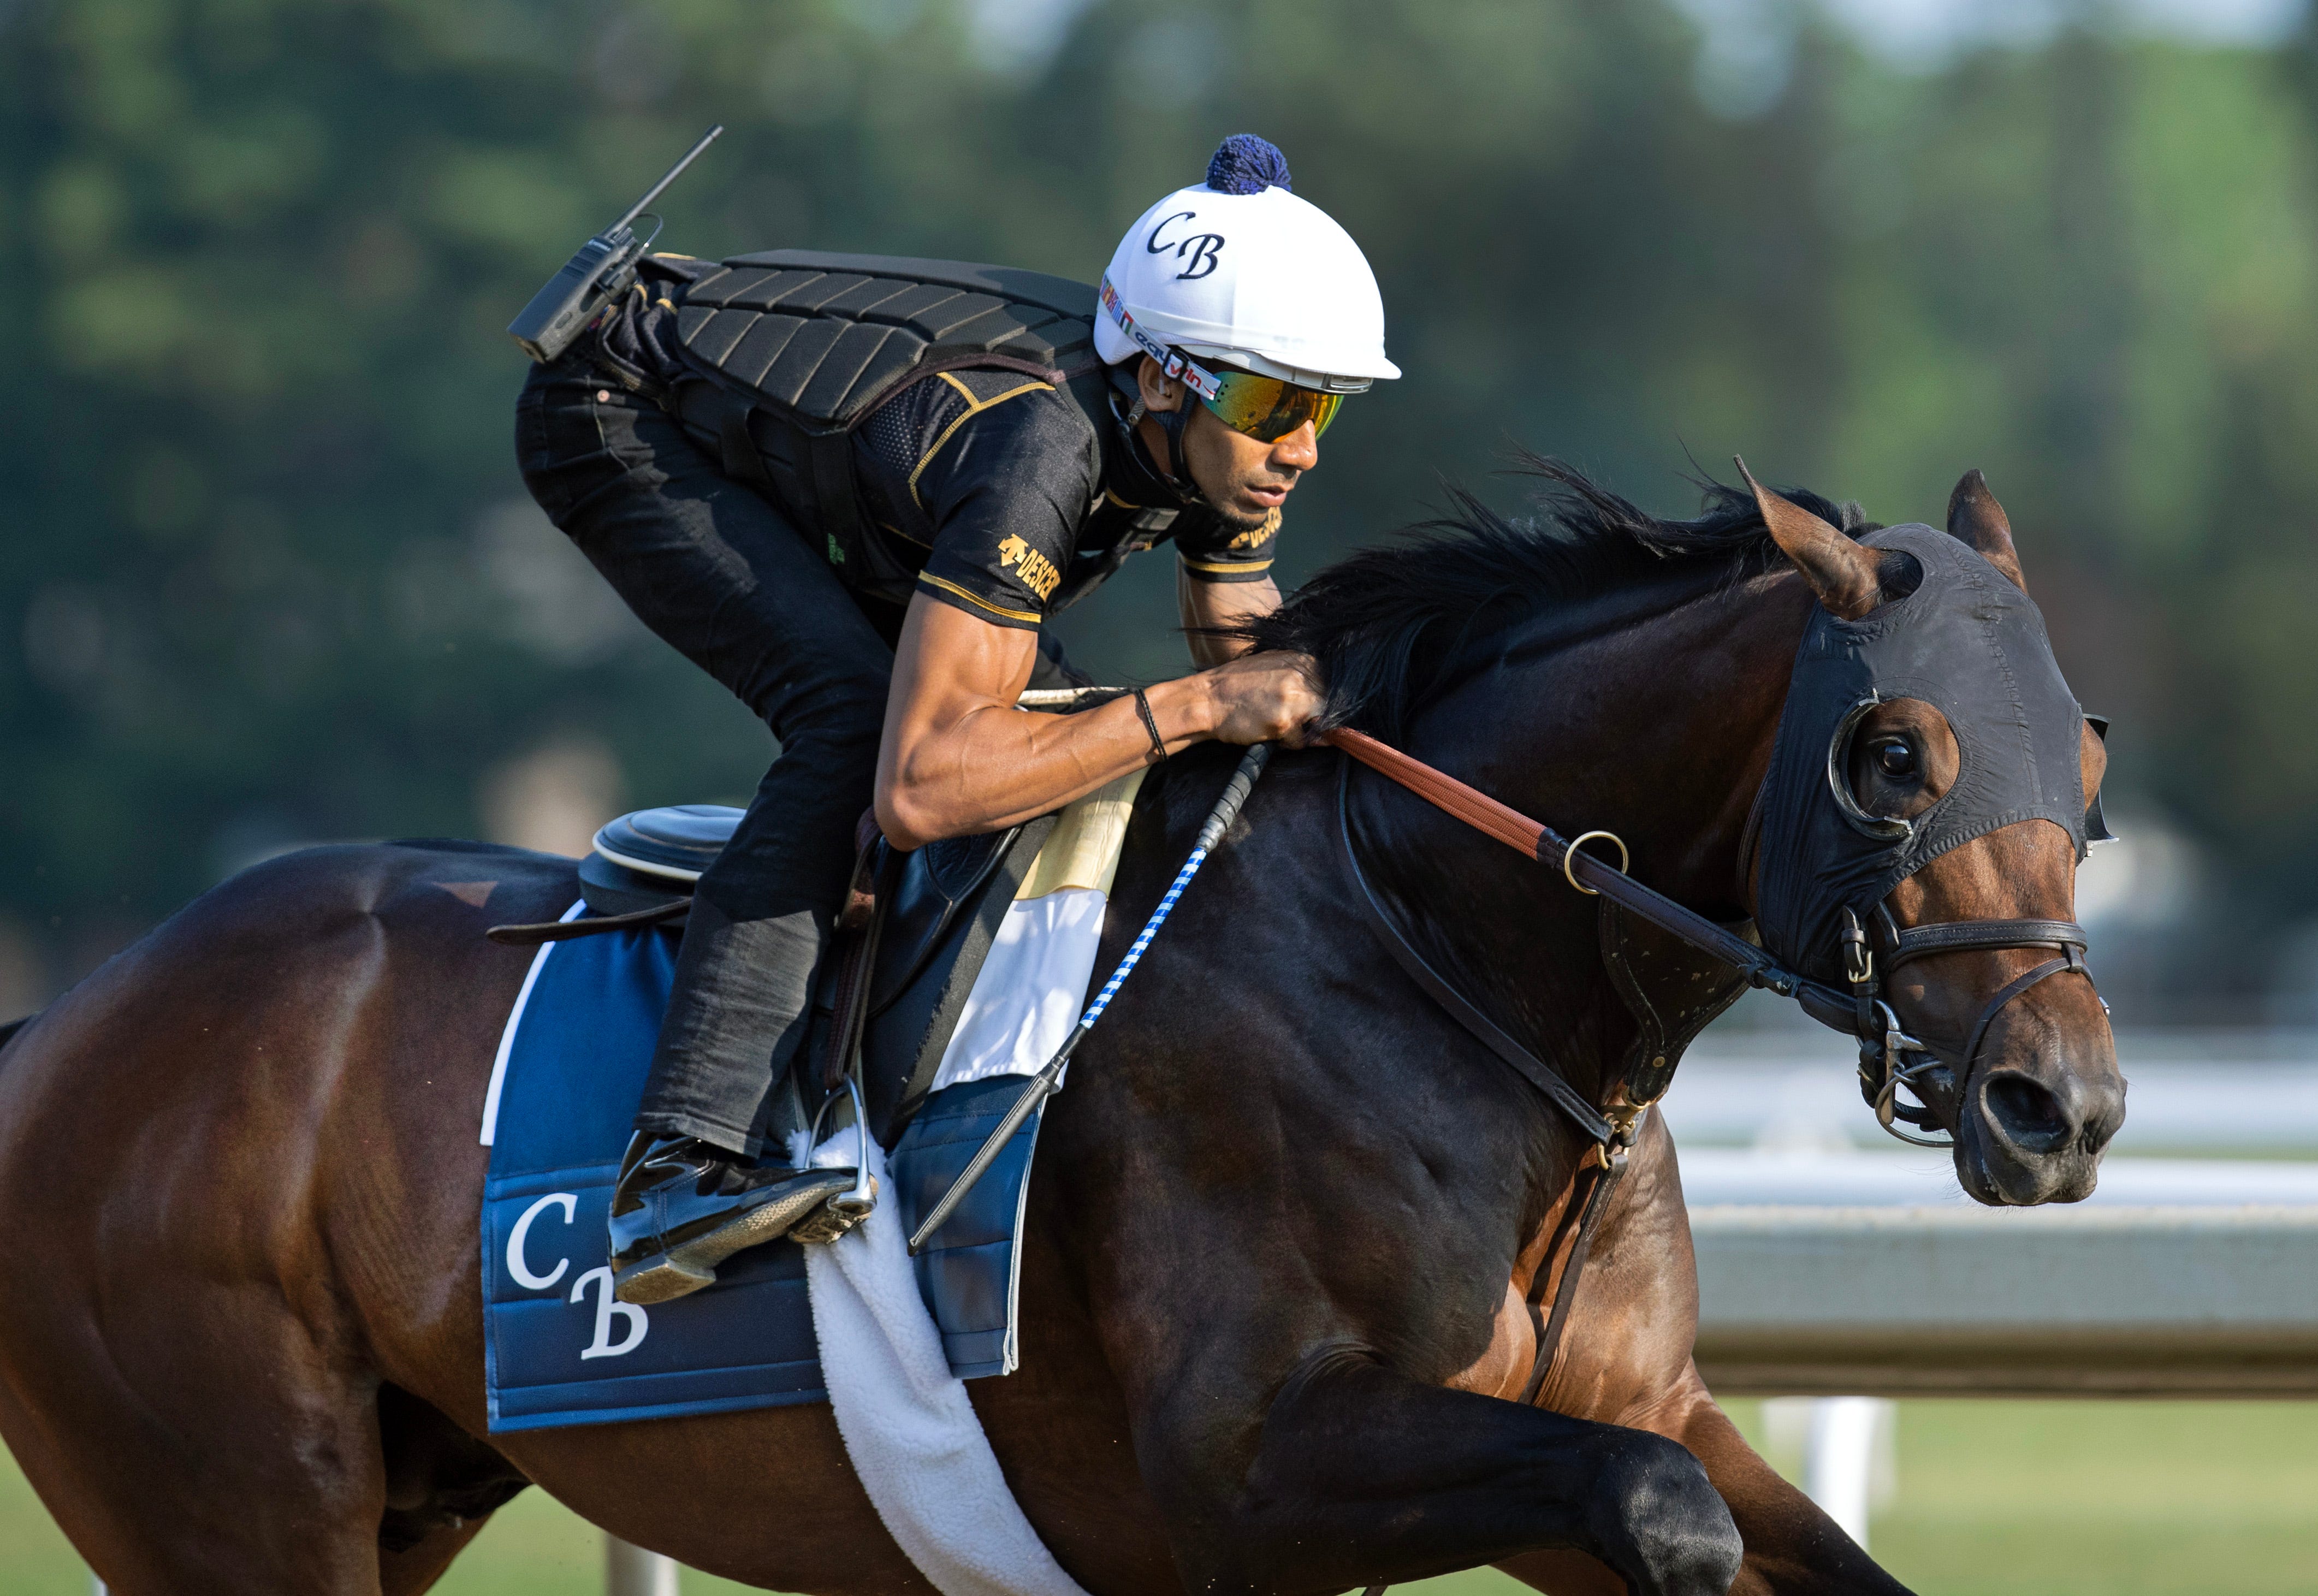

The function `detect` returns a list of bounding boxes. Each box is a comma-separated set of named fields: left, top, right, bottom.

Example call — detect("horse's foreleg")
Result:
left=1660, top=1373, right=1912, bottom=1596
left=1151, top=1350, right=1741, bottom=1596
left=1495, top=1368, right=1913, bottom=1596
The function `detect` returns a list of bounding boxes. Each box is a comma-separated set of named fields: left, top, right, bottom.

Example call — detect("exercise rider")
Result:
left=515, top=135, right=1397, bottom=1305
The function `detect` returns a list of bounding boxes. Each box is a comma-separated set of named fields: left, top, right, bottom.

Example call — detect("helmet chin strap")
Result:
left=1113, top=379, right=1210, bottom=509
left=1153, top=401, right=1207, bottom=508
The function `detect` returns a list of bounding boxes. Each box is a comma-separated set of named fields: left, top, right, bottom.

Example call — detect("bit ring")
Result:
left=1563, top=830, right=1630, bottom=896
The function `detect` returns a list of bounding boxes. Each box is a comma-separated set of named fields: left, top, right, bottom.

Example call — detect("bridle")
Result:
left=1324, top=721, right=2100, bottom=1434
left=1331, top=725, right=2100, bottom=1149
left=1834, top=901, right=2091, bottom=1147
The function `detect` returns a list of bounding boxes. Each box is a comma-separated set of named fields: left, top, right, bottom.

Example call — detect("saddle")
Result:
left=499, top=801, right=1059, bottom=1150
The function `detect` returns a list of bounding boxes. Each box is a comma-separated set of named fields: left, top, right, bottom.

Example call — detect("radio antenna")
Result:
left=615, top=124, right=724, bottom=232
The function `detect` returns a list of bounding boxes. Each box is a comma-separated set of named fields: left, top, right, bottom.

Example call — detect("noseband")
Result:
left=1835, top=903, right=2092, bottom=1147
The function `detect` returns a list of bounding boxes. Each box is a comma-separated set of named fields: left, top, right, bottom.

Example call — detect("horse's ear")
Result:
left=1735, top=457, right=1883, bottom=620
left=1946, top=468, right=2026, bottom=591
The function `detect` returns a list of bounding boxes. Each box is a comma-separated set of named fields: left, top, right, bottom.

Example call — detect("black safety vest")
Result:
left=649, top=251, right=1123, bottom=601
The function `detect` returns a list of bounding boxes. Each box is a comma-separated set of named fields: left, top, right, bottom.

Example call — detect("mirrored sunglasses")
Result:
left=1197, top=367, right=1344, bottom=443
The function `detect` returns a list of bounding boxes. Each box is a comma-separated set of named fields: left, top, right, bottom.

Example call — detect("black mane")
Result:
left=1237, top=455, right=1875, bottom=739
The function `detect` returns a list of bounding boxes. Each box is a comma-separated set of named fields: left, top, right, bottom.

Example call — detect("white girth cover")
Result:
left=799, top=770, right=1146, bottom=1596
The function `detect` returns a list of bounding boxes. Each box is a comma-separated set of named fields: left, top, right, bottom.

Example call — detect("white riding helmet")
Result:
left=1094, top=135, right=1399, bottom=394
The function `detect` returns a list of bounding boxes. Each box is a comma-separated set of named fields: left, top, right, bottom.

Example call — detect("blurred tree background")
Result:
left=2, top=0, right=2313, bottom=1018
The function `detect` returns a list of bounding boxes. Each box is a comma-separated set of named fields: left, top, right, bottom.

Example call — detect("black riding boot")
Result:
left=609, top=895, right=852, bottom=1304
left=608, top=1131, right=853, bottom=1304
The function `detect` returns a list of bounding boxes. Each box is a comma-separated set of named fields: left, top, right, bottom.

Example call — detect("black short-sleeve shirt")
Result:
left=595, top=278, right=1278, bottom=633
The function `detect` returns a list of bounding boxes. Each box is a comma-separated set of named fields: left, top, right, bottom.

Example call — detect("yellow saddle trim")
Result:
left=1015, top=767, right=1148, bottom=902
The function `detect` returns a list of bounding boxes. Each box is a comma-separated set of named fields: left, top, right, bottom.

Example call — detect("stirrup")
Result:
left=791, top=1075, right=878, bottom=1245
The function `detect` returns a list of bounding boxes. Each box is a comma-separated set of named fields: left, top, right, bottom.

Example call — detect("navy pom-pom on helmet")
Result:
left=1096, top=134, right=1397, bottom=394
left=1205, top=133, right=1294, bottom=195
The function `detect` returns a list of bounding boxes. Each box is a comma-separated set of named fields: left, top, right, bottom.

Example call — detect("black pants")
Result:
left=517, top=357, right=1074, bottom=1156
left=517, top=357, right=889, bottom=1154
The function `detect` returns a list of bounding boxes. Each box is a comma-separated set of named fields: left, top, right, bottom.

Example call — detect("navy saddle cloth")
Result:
left=479, top=834, right=1048, bottom=1433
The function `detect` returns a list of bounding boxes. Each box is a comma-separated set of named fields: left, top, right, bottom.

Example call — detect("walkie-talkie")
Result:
left=507, top=125, right=723, bottom=364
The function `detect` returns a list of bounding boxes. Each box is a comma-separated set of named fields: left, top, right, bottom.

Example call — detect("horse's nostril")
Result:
left=1982, top=1071, right=2072, bottom=1155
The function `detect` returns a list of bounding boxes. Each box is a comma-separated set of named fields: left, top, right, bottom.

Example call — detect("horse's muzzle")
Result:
left=1953, top=994, right=2125, bottom=1205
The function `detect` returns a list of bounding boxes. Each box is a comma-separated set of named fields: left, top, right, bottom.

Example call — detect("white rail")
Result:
left=1692, top=1201, right=2318, bottom=1397
left=606, top=1535, right=681, bottom=1594
left=1665, top=1032, right=2318, bottom=1548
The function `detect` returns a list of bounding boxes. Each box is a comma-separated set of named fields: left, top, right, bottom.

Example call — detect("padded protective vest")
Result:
left=659, top=251, right=1110, bottom=602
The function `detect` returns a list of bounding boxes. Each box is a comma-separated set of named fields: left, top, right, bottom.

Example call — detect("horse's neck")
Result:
left=1369, top=573, right=1809, bottom=1099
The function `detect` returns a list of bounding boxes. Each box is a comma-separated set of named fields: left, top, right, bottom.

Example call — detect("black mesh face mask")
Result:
left=1752, top=524, right=2094, bottom=987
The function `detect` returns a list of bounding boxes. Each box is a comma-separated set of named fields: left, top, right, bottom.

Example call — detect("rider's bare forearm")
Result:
left=1178, top=567, right=1282, bottom=668
left=874, top=593, right=1317, bottom=852
left=878, top=679, right=1217, bottom=850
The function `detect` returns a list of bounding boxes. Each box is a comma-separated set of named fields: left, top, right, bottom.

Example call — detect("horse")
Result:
left=0, top=461, right=2121, bottom=1596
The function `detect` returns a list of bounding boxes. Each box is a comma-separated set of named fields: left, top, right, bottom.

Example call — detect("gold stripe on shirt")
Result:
left=906, top=376, right=1056, bottom=508
left=916, top=571, right=1042, bottom=625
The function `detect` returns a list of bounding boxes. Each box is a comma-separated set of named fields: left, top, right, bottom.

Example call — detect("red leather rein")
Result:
left=1327, top=728, right=1549, bottom=859
left=1324, top=727, right=1802, bottom=1004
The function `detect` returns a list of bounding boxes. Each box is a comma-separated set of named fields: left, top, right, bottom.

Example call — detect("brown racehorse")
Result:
left=0, top=465, right=2120, bottom=1595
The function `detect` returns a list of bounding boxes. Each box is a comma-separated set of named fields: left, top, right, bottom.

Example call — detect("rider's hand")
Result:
left=1199, top=650, right=1325, bottom=746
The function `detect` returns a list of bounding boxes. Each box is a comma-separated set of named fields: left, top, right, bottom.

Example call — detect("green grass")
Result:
left=5, top=1402, right=2314, bottom=1592
left=1844, top=1403, right=2318, bottom=1595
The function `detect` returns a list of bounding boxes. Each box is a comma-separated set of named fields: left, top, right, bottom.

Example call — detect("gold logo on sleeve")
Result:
left=997, top=535, right=1062, bottom=601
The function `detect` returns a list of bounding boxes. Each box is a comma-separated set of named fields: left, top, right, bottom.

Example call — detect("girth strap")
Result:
left=1337, top=757, right=1613, bottom=1144
left=1519, top=1142, right=1628, bottom=1407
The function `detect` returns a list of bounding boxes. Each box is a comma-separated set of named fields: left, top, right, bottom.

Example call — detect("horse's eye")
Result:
left=1875, top=740, right=1917, bottom=780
